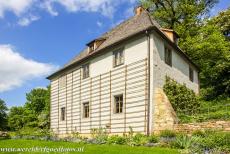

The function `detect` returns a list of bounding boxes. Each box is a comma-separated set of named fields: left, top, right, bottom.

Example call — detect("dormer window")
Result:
left=87, top=38, right=106, bottom=53
left=88, top=44, right=95, bottom=53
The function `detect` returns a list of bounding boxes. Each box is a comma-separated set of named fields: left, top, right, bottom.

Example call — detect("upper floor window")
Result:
left=164, top=46, right=172, bottom=66
left=113, top=49, right=124, bottom=67
left=189, top=67, right=194, bottom=82
left=59, top=76, right=66, bottom=89
left=61, top=107, right=66, bottom=121
left=83, top=102, right=90, bottom=118
left=82, top=64, right=89, bottom=79
left=114, top=94, right=123, bottom=114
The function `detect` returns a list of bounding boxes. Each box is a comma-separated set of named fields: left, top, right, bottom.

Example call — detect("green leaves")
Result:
left=7, top=86, right=50, bottom=131
left=163, top=77, right=200, bottom=114
left=0, top=99, right=8, bottom=130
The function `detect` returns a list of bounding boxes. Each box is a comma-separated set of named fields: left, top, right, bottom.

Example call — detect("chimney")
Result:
left=161, top=28, right=180, bottom=45
left=134, top=6, right=144, bottom=16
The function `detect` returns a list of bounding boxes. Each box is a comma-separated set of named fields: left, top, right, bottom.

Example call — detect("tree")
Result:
left=7, top=86, right=51, bottom=130
left=183, top=22, right=230, bottom=99
left=0, top=99, right=8, bottom=130
left=211, top=7, right=230, bottom=40
left=8, top=107, right=24, bottom=131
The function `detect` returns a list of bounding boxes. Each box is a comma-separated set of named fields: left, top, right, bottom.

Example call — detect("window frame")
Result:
left=60, top=107, right=66, bottom=121
left=83, top=102, right=90, bottom=118
left=164, top=46, right=172, bottom=67
left=114, top=94, right=123, bottom=114
left=189, top=66, right=194, bottom=82
left=82, top=63, right=90, bottom=79
left=113, top=48, right=124, bottom=67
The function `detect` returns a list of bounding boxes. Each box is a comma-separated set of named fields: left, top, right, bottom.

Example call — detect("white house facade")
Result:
left=48, top=7, right=199, bottom=136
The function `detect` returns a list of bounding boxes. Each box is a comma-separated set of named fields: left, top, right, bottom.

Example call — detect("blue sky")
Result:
left=0, top=0, right=229, bottom=107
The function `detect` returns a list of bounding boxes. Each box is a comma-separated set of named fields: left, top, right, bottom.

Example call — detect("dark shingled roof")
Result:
left=48, top=10, right=198, bottom=79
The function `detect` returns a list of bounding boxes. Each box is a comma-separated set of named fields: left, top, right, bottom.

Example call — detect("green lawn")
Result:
left=0, top=139, right=179, bottom=154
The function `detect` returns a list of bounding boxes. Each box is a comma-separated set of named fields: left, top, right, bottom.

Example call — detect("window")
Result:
left=88, top=44, right=95, bottom=53
left=59, top=76, right=66, bottom=89
left=82, top=64, right=89, bottom=79
left=61, top=107, right=66, bottom=121
left=113, top=49, right=124, bottom=67
left=189, top=67, right=194, bottom=82
left=164, top=46, right=172, bottom=66
left=114, top=94, right=123, bottom=114
left=83, top=102, right=90, bottom=118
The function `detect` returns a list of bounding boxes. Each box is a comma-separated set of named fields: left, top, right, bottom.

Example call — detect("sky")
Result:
left=0, top=0, right=229, bottom=107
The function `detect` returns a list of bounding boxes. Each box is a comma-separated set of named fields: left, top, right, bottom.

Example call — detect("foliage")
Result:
left=211, top=7, right=230, bottom=40
left=172, top=134, right=199, bottom=149
left=183, top=22, right=230, bottom=99
left=163, top=77, right=200, bottom=115
left=177, top=98, right=230, bottom=123
left=197, top=130, right=230, bottom=151
left=148, top=134, right=159, bottom=143
left=108, top=135, right=126, bottom=145
left=90, top=127, right=108, bottom=144
left=0, top=99, right=8, bottom=130
left=132, top=133, right=148, bottom=146
left=159, top=130, right=176, bottom=138
left=7, top=106, right=25, bottom=130
left=7, top=86, right=50, bottom=131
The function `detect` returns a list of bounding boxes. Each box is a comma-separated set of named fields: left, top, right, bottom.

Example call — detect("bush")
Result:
left=198, top=131, right=230, bottom=151
left=172, top=134, right=199, bottom=149
left=148, top=135, right=159, bottom=143
left=108, top=135, right=126, bottom=145
left=160, top=130, right=176, bottom=138
left=192, top=130, right=205, bottom=137
left=132, top=133, right=148, bottom=146
left=163, top=77, right=200, bottom=115
left=90, top=127, right=108, bottom=144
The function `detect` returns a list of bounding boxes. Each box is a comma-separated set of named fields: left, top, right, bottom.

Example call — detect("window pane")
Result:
left=114, top=95, right=123, bottom=113
left=114, top=49, right=124, bottom=67
left=83, top=102, right=89, bottom=118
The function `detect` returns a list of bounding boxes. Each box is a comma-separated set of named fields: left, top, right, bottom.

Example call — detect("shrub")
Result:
left=90, top=127, right=108, bottom=144
left=199, top=131, right=230, bottom=151
left=160, top=130, right=176, bottom=138
left=148, top=135, right=159, bottom=143
left=172, top=134, right=199, bottom=149
left=163, top=77, right=200, bottom=115
left=108, top=135, right=126, bottom=145
left=132, top=133, right=148, bottom=146
left=192, top=130, right=205, bottom=137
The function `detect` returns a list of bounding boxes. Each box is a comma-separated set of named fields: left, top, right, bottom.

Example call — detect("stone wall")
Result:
left=152, top=88, right=178, bottom=134
left=152, top=88, right=230, bottom=134
left=175, top=121, right=230, bottom=133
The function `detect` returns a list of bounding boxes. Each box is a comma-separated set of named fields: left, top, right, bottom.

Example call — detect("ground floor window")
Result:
left=114, top=94, right=123, bottom=114
left=83, top=102, right=90, bottom=118
left=61, top=107, right=65, bottom=121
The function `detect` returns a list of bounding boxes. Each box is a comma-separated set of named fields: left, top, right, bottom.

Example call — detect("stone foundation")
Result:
left=152, top=88, right=178, bottom=134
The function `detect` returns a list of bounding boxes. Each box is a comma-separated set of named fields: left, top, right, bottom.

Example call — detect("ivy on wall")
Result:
left=163, top=76, right=200, bottom=115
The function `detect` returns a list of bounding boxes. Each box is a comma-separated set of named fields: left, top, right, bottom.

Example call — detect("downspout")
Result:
left=146, top=30, right=151, bottom=136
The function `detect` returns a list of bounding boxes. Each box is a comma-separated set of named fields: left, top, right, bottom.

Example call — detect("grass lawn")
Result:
left=0, top=139, right=179, bottom=154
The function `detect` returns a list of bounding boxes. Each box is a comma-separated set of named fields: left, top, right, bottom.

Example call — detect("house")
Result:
left=47, top=6, right=199, bottom=136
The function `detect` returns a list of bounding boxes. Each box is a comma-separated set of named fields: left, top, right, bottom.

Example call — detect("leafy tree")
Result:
left=211, top=7, right=230, bottom=40
left=182, top=22, right=230, bottom=99
left=8, top=106, right=24, bottom=131
left=7, top=86, right=50, bottom=130
left=0, top=99, right=8, bottom=130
